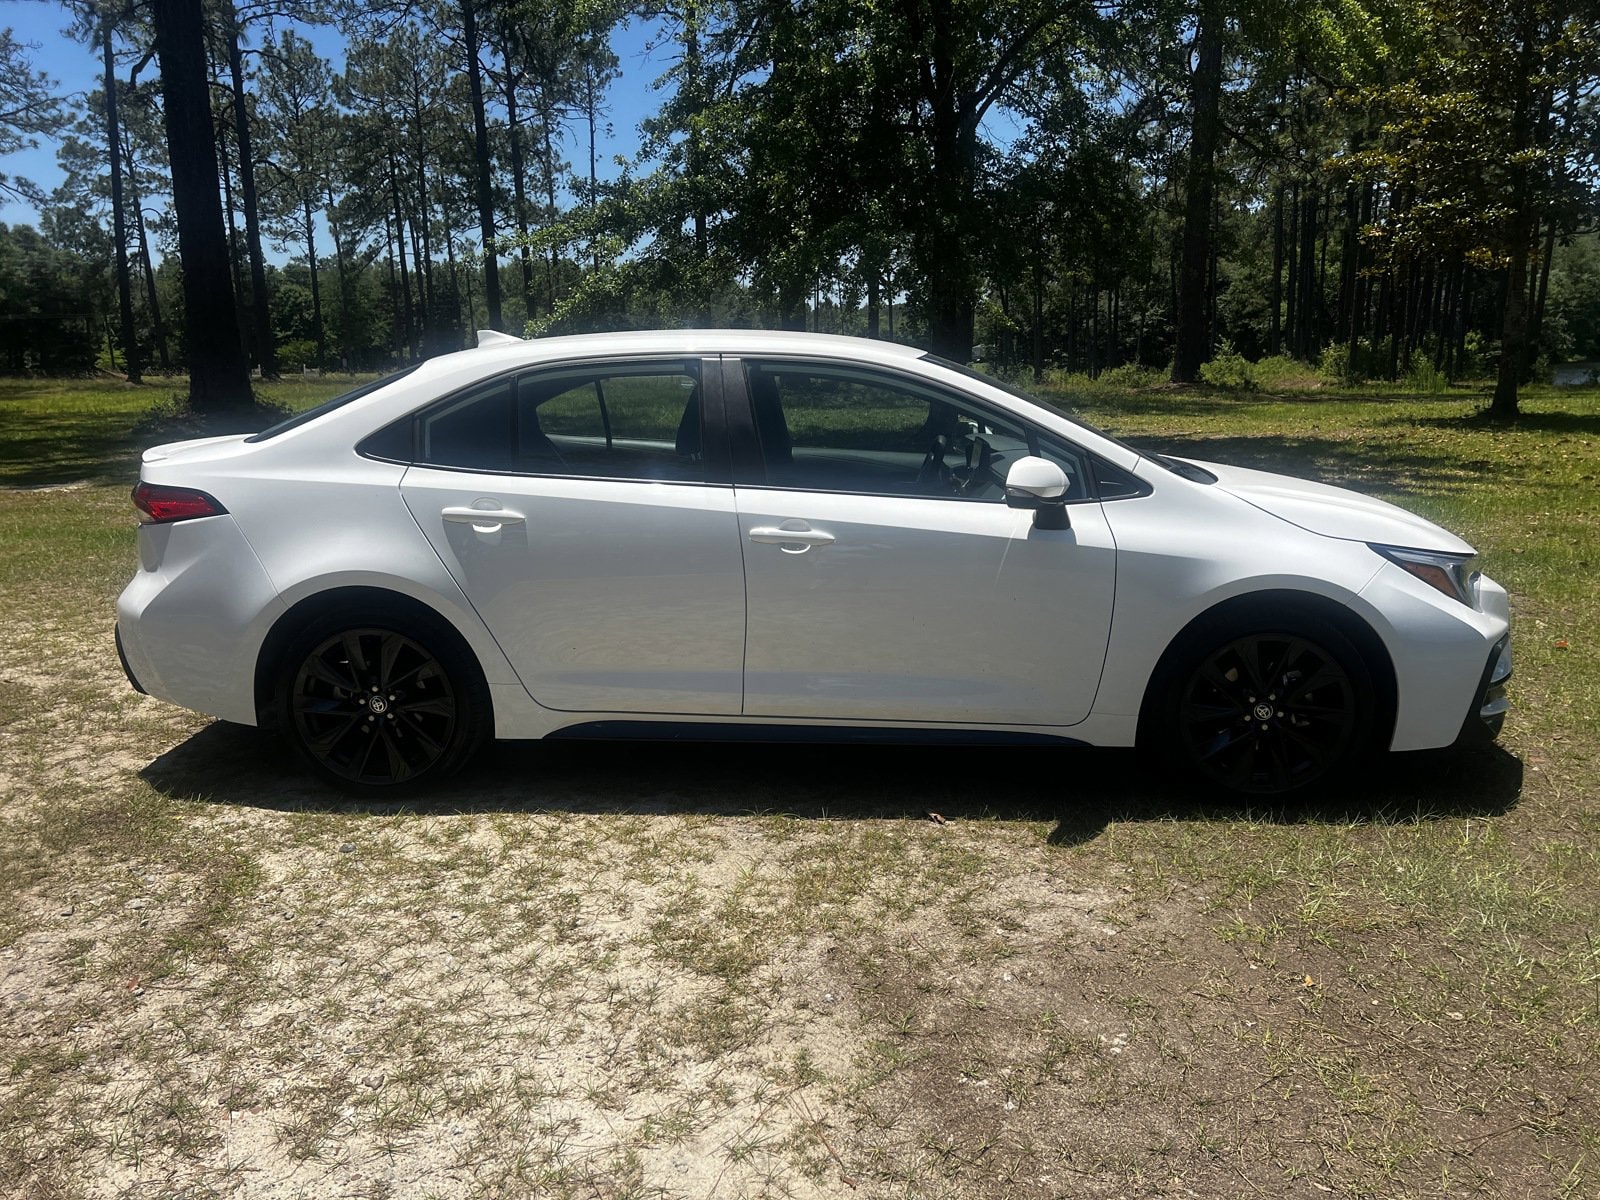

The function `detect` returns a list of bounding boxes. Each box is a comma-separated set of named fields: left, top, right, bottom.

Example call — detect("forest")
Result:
left=1, top=0, right=1597, bottom=416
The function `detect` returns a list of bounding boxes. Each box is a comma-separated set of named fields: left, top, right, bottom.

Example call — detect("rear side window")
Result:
left=422, top=378, right=514, bottom=471
left=411, top=361, right=707, bottom=482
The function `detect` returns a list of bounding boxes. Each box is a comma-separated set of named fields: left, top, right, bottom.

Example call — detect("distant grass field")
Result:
left=1, top=368, right=1598, bottom=1199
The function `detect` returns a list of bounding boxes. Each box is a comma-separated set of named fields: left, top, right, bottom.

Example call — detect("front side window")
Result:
left=745, top=361, right=1089, bottom=501
left=415, top=361, right=705, bottom=482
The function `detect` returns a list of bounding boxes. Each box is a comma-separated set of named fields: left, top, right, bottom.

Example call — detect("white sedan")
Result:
left=115, top=330, right=1511, bottom=796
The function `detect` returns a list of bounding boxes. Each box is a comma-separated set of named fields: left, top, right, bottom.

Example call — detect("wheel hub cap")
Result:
left=367, top=695, right=389, bottom=715
left=1252, top=701, right=1274, bottom=721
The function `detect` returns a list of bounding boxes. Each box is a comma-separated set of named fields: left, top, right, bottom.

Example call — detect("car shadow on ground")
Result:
left=140, top=723, right=1524, bottom=846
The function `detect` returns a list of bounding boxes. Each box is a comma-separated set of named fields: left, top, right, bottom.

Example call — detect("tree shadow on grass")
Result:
left=0, top=406, right=145, bottom=488
left=0, top=390, right=285, bottom=489
left=1125, top=432, right=1500, bottom=497
left=1391, top=409, right=1600, bottom=437
left=141, top=722, right=1522, bottom=847
left=1065, top=388, right=1489, bottom=420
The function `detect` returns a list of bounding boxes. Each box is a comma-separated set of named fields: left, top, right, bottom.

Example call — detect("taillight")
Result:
left=132, top=482, right=228, bottom=524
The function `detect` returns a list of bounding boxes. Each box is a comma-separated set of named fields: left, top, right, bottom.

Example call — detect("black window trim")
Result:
left=722, top=354, right=1150, bottom=505
left=356, top=352, right=734, bottom=488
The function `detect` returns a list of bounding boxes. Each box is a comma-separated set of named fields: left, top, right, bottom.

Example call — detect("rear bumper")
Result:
left=114, top=624, right=146, bottom=694
left=116, top=514, right=284, bottom=725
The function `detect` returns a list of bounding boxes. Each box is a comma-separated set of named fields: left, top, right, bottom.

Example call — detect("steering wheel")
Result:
left=916, top=435, right=954, bottom=490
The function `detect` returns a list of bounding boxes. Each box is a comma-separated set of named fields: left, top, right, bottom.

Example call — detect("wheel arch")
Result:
left=253, top=585, right=495, bottom=729
left=1135, top=589, right=1398, bottom=752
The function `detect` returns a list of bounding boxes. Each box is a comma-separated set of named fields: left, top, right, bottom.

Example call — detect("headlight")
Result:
left=1371, top=544, right=1480, bottom=607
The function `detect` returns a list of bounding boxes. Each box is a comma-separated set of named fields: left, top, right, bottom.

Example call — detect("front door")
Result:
left=731, top=359, right=1117, bottom=726
left=398, top=358, right=746, bottom=715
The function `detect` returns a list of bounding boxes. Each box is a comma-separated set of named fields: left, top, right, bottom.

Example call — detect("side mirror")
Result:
left=1004, top=456, right=1071, bottom=530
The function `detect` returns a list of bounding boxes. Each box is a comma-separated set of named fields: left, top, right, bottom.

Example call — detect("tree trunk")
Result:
left=540, top=108, right=559, bottom=315
left=1493, top=17, right=1541, bottom=417
left=1528, top=216, right=1557, bottom=370
left=227, top=21, right=276, bottom=378
left=1296, top=187, right=1317, bottom=359
left=501, top=45, right=534, bottom=319
left=327, top=183, right=350, bottom=367
left=124, top=145, right=170, bottom=371
left=303, top=198, right=324, bottom=368
left=1172, top=1, right=1223, bottom=383
left=1031, top=255, right=1044, bottom=382
left=103, top=18, right=140, bottom=384
left=1269, top=184, right=1283, bottom=357
left=383, top=215, right=400, bottom=358
left=387, top=159, right=416, bottom=360
left=216, top=130, right=248, bottom=359
left=586, top=63, right=600, bottom=270
left=462, top=0, right=502, bottom=329
left=152, top=0, right=252, bottom=410
left=684, top=0, right=708, bottom=268
left=777, top=278, right=807, bottom=330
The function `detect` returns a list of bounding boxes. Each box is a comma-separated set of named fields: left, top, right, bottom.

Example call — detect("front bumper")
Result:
left=1460, top=634, right=1512, bottom=743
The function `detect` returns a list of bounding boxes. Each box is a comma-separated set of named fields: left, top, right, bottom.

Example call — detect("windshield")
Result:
left=920, top=354, right=1184, bottom=473
left=245, top=366, right=422, bottom=442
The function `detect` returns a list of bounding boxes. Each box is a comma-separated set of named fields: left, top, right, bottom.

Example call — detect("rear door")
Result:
left=398, top=356, right=747, bottom=715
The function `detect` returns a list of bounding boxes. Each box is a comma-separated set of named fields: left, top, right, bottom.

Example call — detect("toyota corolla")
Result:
left=115, top=330, right=1511, bottom=795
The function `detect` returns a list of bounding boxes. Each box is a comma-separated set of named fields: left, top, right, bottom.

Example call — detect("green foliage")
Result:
left=1250, top=355, right=1320, bottom=389
left=10, top=0, right=1599, bottom=420
left=0, top=223, right=103, bottom=373
left=1403, top=359, right=1450, bottom=394
left=0, top=29, right=64, bottom=204
left=273, top=339, right=318, bottom=373
left=1199, top=342, right=1257, bottom=391
left=1097, top=363, right=1167, bottom=390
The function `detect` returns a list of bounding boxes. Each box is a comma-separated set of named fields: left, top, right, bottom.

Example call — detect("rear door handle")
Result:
left=748, top=525, right=835, bottom=547
left=442, top=505, right=526, bottom=527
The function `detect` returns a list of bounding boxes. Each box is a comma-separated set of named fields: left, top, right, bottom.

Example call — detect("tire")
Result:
left=275, top=607, right=489, bottom=792
left=1151, top=615, right=1375, bottom=797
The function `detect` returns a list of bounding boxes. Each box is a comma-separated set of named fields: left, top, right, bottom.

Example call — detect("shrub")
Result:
left=1097, top=362, right=1166, bottom=390
left=1198, top=342, right=1256, bottom=391
left=1250, top=355, right=1317, bottom=390
left=1321, top=338, right=1393, bottom=385
left=1040, top=363, right=1166, bottom=395
left=275, top=339, right=319, bottom=373
left=1403, top=359, right=1450, bottom=394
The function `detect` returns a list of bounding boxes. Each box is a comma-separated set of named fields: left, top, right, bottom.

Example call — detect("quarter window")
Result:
left=416, top=362, right=706, bottom=482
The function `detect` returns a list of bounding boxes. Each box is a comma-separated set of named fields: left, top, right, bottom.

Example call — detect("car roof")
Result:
left=438, top=329, right=928, bottom=374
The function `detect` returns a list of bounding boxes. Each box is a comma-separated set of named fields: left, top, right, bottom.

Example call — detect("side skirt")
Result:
left=543, top=721, right=1089, bottom=748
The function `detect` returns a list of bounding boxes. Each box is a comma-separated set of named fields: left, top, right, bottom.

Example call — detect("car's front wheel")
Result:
left=276, top=612, right=487, bottom=791
left=1156, top=617, right=1375, bottom=797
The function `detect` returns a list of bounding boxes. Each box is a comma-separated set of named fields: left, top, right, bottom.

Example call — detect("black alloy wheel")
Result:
left=287, top=627, right=462, bottom=787
left=1175, top=629, right=1366, bottom=795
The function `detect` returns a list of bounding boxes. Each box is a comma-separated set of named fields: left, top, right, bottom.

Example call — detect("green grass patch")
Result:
left=1, top=371, right=1598, bottom=1199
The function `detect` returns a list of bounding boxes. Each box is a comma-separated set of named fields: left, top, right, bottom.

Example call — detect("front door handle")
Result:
left=749, top=524, right=835, bottom=548
left=443, top=505, right=526, bottom=528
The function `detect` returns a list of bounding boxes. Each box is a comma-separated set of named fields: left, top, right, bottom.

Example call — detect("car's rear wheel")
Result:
left=1158, top=618, right=1374, bottom=797
left=277, top=613, right=487, bottom=791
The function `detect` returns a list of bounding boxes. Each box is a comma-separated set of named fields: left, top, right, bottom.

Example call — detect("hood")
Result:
left=1176, top=458, right=1476, bottom=555
left=141, top=434, right=252, bottom=465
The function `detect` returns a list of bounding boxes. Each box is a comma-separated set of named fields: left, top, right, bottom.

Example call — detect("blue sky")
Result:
left=0, top=1, right=672, bottom=241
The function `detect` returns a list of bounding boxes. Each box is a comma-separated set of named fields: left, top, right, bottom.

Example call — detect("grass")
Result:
left=0, top=369, right=1597, bottom=1198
